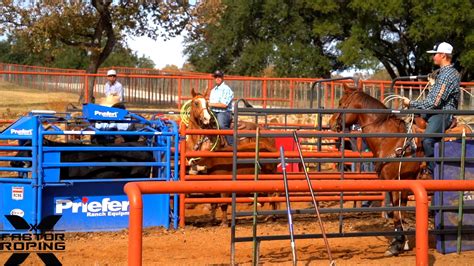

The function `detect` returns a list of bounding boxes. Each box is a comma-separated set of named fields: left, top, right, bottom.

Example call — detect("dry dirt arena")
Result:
left=2, top=203, right=474, bottom=265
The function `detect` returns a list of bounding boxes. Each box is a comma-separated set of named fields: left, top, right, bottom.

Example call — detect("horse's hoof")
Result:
left=263, top=215, right=278, bottom=223
left=403, top=240, right=410, bottom=251
left=185, top=203, right=198, bottom=210
left=385, top=242, right=403, bottom=257
left=384, top=249, right=399, bottom=257
left=196, top=165, right=207, bottom=172
left=220, top=221, right=229, bottom=227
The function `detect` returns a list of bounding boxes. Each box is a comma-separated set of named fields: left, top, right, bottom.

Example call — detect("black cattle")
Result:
left=11, top=139, right=153, bottom=179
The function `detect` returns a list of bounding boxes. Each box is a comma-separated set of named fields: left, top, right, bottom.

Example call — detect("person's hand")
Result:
left=402, top=98, right=410, bottom=107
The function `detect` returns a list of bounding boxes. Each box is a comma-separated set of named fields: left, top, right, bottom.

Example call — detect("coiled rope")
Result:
left=180, top=99, right=221, bottom=151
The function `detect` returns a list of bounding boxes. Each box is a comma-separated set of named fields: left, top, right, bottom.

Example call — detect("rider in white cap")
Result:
left=105, top=69, right=124, bottom=102
left=403, top=42, right=461, bottom=179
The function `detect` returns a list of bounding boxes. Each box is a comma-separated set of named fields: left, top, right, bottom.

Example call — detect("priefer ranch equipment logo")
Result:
left=1, top=215, right=65, bottom=265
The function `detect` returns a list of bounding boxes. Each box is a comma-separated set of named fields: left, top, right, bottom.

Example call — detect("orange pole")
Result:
left=262, top=79, right=267, bottom=108
left=179, top=123, right=187, bottom=228
left=410, top=182, right=428, bottom=266
left=84, top=75, right=89, bottom=103
left=126, top=183, right=143, bottom=266
left=185, top=150, right=372, bottom=158
left=184, top=195, right=384, bottom=203
left=125, top=180, right=474, bottom=266
left=289, top=80, right=294, bottom=108
left=183, top=173, right=378, bottom=180
left=177, top=78, right=183, bottom=109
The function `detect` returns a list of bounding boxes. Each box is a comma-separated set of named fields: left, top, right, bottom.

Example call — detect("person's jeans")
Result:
left=423, top=114, right=451, bottom=173
left=215, top=111, right=233, bottom=145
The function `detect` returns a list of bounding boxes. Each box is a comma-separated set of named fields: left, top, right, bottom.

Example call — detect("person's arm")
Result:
left=209, top=102, right=228, bottom=109
left=117, top=82, right=124, bottom=101
left=209, top=85, right=234, bottom=109
left=104, top=83, right=111, bottom=96
left=408, top=72, right=452, bottom=110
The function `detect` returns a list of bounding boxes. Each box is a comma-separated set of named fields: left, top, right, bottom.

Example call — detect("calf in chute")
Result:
left=10, top=139, right=153, bottom=179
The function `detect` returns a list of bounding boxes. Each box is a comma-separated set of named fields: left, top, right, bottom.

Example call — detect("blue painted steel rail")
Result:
left=0, top=104, right=180, bottom=231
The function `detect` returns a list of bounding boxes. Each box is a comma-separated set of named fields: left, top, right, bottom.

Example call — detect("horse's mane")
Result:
left=356, top=91, right=387, bottom=109
left=355, top=90, right=406, bottom=131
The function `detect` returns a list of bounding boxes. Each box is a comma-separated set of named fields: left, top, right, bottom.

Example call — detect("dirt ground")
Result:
left=2, top=202, right=474, bottom=265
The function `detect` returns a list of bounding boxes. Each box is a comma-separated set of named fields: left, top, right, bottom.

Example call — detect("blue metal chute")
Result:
left=0, top=105, right=180, bottom=232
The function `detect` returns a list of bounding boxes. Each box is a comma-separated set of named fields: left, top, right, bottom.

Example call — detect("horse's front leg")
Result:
left=385, top=191, right=409, bottom=256
left=219, top=193, right=230, bottom=227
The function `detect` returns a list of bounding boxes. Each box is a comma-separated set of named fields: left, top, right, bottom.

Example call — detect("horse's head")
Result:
left=190, top=88, right=212, bottom=125
left=329, top=84, right=361, bottom=132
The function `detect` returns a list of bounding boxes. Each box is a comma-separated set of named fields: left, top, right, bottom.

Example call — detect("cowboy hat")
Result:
left=98, top=95, right=121, bottom=107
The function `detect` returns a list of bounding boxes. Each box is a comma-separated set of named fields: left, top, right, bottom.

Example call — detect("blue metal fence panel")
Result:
left=0, top=105, right=179, bottom=232
left=434, top=140, right=474, bottom=254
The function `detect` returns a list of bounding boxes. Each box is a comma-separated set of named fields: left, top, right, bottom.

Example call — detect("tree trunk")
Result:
left=78, top=0, right=116, bottom=104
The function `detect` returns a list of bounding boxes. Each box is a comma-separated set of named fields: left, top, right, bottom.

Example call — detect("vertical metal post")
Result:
left=252, top=127, right=260, bottom=265
left=279, top=147, right=297, bottom=266
left=457, top=129, right=466, bottom=254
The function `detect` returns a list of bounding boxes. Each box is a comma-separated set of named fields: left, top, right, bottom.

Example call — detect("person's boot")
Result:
left=419, top=168, right=433, bottom=180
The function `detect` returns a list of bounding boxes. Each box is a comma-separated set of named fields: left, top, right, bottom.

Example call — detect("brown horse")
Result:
left=192, top=140, right=278, bottom=225
left=328, top=84, right=424, bottom=256
left=185, top=88, right=217, bottom=153
left=186, top=88, right=261, bottom=154
left=185, top=88, right=279, bottom=225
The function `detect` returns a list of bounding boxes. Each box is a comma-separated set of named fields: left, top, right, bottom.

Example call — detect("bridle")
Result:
left=333, top=90, right=359, bottom=130
left=189, top=95, right=220, bottom=151
left=191, top=95, right=211, bottom=127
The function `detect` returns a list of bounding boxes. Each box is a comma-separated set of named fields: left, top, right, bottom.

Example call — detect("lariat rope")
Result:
left=383, top=82, right=430, bottom=237
left=180, top=99, right=220, bottom=152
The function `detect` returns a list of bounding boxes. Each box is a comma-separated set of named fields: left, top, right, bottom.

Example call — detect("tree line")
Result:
left=0, top=36, right=155, bottom=70
left=1, top=1, right=473, bottom=102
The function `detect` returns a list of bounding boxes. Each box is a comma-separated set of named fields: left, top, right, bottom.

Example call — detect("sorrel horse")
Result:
left=193, top=140, right=278, bottom=225
left=185, top=88, right=217, bottom=153
left=186, top=88, right=260, bottom=154
left=185, top=88, right=279, bottom=225
left=328, top=84, right=424, bottom=256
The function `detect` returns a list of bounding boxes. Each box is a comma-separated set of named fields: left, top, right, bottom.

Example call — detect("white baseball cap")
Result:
left=107, top=69, right=117, bottom=76
left=426, top=42, right=453, bottom=54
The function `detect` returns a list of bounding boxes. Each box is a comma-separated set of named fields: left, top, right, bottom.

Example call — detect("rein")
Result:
left=333, top=90, right=359, bottom=129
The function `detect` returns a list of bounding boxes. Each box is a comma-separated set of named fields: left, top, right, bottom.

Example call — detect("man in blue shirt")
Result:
left=105, top=69, right=124, bottom=102
left=403, top=42, right=461, bottom=179
left=209, top=70, right=234, bottom=145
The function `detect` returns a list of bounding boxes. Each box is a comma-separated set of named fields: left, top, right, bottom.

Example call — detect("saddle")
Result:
left=413, top=116, right=471, bottom=141
left=229, top=120, right=259, bottom=130
left=216, top=121, right=261, bottom=147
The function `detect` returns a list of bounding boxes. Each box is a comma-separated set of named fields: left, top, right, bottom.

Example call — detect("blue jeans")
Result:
left=423, top=114, right=451, bottom=173
left=215, top=111, right=233, bottom=145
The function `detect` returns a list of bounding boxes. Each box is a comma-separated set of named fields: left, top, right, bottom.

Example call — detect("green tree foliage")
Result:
left=341, top=0, right=474, bottom=79
left=0, top=35, right=155, bottom=70
left=185, top=0, right=348, bottom=78
left=185, top=0, right=473, bottom=80
left=0, top=1, right=190, bottom=102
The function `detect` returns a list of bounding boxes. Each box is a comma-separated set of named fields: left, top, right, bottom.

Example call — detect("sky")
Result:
left=127, top=34, right=187, bottom=69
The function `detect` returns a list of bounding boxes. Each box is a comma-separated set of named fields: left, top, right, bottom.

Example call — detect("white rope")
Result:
left=383, top=81, right=430, bottom=237
left=461, top=87, right=474, bottom=98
